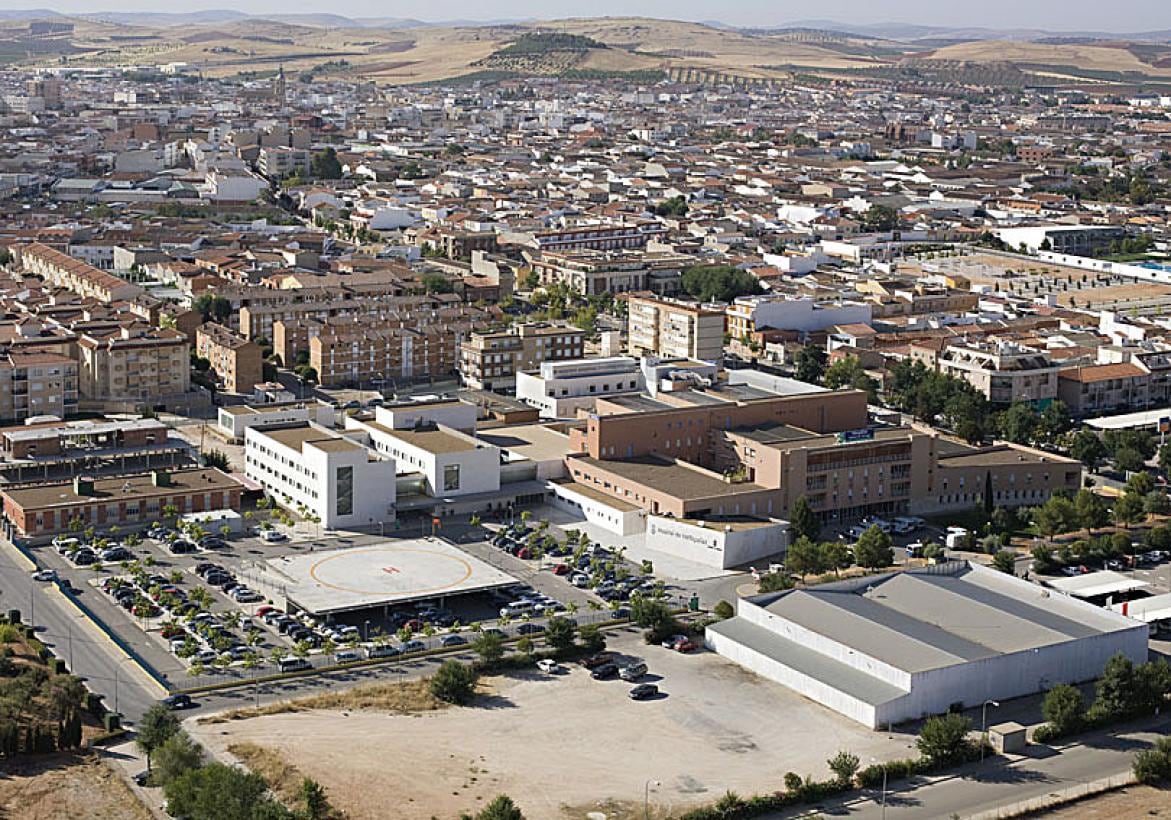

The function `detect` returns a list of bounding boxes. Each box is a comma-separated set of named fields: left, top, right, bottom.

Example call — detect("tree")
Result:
left=1074, top=489, right=1109, bottom=535
left=794, top=346, right=827, bottom=384
left=998, top=402, right=1039, bottom=445
left=545, top=616, right=577, bottom=653
left=823, top=355, right=878, bottom=400
left=819, top=540, right=853, bottom=576
left=137, top=703, right=180, bottom=770
left=579, top=624, right=606, bottom=653
left=1145, top=490, right=1171, bottom=517
left=679, top=264, right=761, bottom=303
left=1158, top=444, right=1171, bottom=474
left=202, top=449, right=230, bottom=470
left=430, top=660, right=478, bottom=705
left=1033, top=495, right=1079, bottom=538
left=472, top=630, right=504, bottom=666
left=1070, top=430, right=1107, bottom=469
left=991, top=549, right=1017, bottom=575
left=1126, top=471, right=1156, bottom=497
left=475, top=794, right=525, bottom=820
left=854, top=525, right=894, bottom=570
left=1038, top=400, right=1072, bottom=443
left=917, top=713, right=973, bottom=765
left=784, top=536, right=824, bottom=581
left=420, top=271, right=454, bottom=294
left=862, top=204, right=899, bottom=232
left=1041, top=684, right=1084, bottom=736
left=827, top=750, right=860, bottom=786
left=152, top=730, right=204, bottom=787
left=713, top=600, right=735, bottom=620
left=1095, top=653, right=1138, bottom=718
left=1115, top=447, right=1146, bottom=474
left=790, top=495, right=820, bottom=542
left=1113, top=492, right=1146, bottom=529
left=311, top=147, right=343, bottom=179
left=164, top=762, right=290, bottom=820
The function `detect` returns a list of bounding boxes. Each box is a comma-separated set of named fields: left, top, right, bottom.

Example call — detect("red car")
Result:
left=552, top=563, right=570, bottom=576
left=580, top=652, right=617, bottom=669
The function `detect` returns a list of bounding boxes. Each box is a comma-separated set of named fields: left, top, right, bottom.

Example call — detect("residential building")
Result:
left=258, top=146, right=311, bottom=178
left=627, top=295, right=726, bottom=362
left=195, top=323, right=263, bottom=394
left=16, top=243, right=144, bottom=303
left=725, top=294, right=873, bottom=337
left=459, top=323, right=585, bottom=391
left=0, top=352, right=78, bottom=421
left=936, top=340, right=1060, bottom=408
left=244, top=423, right=396, bottom=529
left=76, top=325, right=191, bottom=409
left=1058, top=363, right=1151, bottom=416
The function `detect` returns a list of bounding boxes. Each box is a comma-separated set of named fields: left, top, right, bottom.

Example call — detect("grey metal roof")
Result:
left=707, top=617, right=908, bottom=707
left=757, top=564, right=1130, bottom=674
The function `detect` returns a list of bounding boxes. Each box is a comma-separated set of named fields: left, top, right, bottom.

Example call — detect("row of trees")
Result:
left=1037, top=654, right=1171, bottom=743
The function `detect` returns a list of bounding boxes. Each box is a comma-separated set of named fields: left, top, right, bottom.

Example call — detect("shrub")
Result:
left=713, top=600, right=735, bottom=620
left=1134, top=737, right=1171, bottom=785
left=429, top=660, right=478, bottom=706
left=917, top=713, right=973, bottom=765
left=1040, top=684, right=1083, bottom=737
left=827, top=750, right=860, bottom=786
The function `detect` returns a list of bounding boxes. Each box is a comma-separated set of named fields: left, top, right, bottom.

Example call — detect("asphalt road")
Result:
left=0, top=542, right=161, bottom=721
left=776, top=717, right=1171, bottom=819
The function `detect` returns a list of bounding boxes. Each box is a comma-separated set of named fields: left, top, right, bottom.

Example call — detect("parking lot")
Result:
left=25, top=512, right=679, bottom=689
left=192, top=627, right=912, bottom=820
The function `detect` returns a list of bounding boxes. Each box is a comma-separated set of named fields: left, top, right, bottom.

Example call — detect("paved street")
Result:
left=774, top=718, right=1171, bottom=819
left=0, top=542, right=161, bottom=721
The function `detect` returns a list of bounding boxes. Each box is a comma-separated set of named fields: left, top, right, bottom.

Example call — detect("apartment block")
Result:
left=0, top=351, right=78, bottom=421
left=76, top=325, right=190, bottom=407
left=257, top=146, right=311, bottom=178
left=627, top=294, right=726, bottom=362
left=935, top=340, right=1060, bottom=408
left=195, top=323, right=263, bottom=394
left=459, top=323, right=586, bottom=391
left=17, top=242, right=144, bottom=303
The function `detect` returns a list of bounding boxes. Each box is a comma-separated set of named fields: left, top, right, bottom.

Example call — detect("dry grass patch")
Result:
left=226, top=742, right=305, bottom=805
left=201, top=678, right=445, bottom=724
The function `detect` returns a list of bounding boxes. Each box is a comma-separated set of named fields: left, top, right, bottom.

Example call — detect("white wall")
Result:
left=645, top=516, right=788, bottom=569
left=736, top=296, right=873, bottom=333
left=376, top=403, right=477, bottom=433
left=549, top=482, right=646, bottom=536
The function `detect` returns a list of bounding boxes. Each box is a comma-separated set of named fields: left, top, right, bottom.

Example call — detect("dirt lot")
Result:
left=0, top=752, right=152, bottom=820
left=191, top=631, right=910, bottom=820
left=1033, top=784, right=1171, bottom=818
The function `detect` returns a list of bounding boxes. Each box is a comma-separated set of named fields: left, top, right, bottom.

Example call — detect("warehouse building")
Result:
left=706, top=562, right=1148, bottom=729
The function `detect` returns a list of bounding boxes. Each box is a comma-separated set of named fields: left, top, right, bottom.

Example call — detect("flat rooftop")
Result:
left=751, top=562, right=1138, bottom=675
left=577, top=455, right=766, bottom=501
left=3, top=468, right=238, bottom=510
left=266, top=537, right=519, bottom=615
left=373, top=425, right=479, bottom=455
left=476, top=424, right=571, bottom=463
left=1046, top=570, right=1151, bottom=600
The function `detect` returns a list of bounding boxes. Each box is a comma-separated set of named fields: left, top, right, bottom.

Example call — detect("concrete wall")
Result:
left=645, top=515, right=787, bottom=569
left=548, top=482, right=646, bottom=536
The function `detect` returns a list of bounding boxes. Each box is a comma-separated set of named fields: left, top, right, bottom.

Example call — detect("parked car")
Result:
left=400, top=640, right=426, bottom=653
left=169, top=540, right=197, bottom=555
left=261, top=529, right=287, bottom=543
left=537, top=659, right=562, bottom=674
left=580, top=652, right=616, bottom=669
left=278, top=657, right=312, bottom=673
left=440, top=634, right=467, bottom=647
left=516, top=623, right=545, bottom=635
left=100, top=547, right=131, bottom=562
left=619, top=662, right=648, bottom=681
left=334, top=649, right=362, bottom=664
left=590, top=662, right=619, bottom=680
left=31, top=569, right=57, bottom=582
left=368, top=644, right=400, bottom=659
left=70, top=549, right=97, bottom=566
left=628, top=683, right=660, bottom=700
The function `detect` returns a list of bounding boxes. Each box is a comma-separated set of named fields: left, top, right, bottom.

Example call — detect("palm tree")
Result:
left=269, top=647, right=284, bottom=666
left=187, top=660, right=205, bottom=678
left=587, top=600, right=602, bottom=613
left=292, top=640, right=310, bottom=659
left=566, top=602, right=579, bottom=617
left=242, top=653, right=259, bottom=676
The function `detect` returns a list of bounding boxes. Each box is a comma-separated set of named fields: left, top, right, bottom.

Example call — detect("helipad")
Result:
left=266, top=538, right=519, bottom=615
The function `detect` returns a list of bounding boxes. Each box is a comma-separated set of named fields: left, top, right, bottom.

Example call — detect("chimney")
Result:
left=151, top=470, right=171, bottom=487
left=73, top=476, right=94, bottom=496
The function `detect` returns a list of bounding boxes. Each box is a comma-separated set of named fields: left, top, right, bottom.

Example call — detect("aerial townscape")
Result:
left=5, top=3, right=1171, bottom=819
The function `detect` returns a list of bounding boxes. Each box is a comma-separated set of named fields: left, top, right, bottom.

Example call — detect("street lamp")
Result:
left=981, top=699, right=1000, bottom=761
left=870, top=758, right=887, bottom=820
left=644, top=779, right=661, bottom=820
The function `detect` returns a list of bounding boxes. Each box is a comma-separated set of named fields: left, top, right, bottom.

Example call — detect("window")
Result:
left=443, top=464, right=461, bottom=492
left=335, top=466, right=354, bottom=517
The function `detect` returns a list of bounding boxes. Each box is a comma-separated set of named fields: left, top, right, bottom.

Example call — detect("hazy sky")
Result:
left=21, top=0, right=1171, bottom=31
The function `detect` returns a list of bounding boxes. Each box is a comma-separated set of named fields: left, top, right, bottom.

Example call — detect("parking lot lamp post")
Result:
left=643, top=779, right=660, bottom=820
left=981, top=699, right=1000, bottom=761
left=363, top=620, right=370, bottom=642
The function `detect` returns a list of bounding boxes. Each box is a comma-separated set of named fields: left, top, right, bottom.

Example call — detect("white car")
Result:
left=31, top=569, right=58, bottom=582
left=536, top=659, right=562, bottom=674
left=261, top=529, right=287, bottom=543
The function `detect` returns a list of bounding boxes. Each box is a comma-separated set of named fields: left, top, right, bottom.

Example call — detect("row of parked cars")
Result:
left=579, top=652, right=659, bottom=700
left=192, top=562, right=262, bottom=603
left=52, top=535, right=134, bottom=566
left=841, top=516, right=925, bottom=541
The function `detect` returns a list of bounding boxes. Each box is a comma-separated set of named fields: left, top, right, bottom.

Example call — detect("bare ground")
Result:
left=1028, top=783, right=1171, bottom=818
left=0, top=752, right=152, bottom=820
